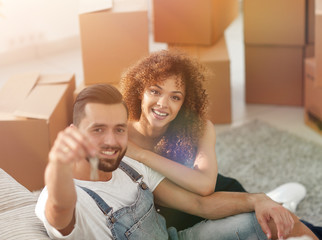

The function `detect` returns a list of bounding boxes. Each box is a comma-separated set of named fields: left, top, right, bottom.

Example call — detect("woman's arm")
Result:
left=126, top=120, right=218, bottom=196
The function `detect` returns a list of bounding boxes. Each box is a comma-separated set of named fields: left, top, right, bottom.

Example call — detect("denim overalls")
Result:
left=80, top=161, right=169, bottom=240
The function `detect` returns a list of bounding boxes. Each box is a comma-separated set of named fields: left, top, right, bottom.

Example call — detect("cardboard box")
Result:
left=79, top=0, right=149, bottom=85
left=317, top=0, right=322, bottom=11
left=0, top=73, right=75, bottom=191
left=153, top=0, right=239, bottom=46
left=305, top=44, right=315, bottom=58
left=169, top=36, right=231, bottom=124
left=315, top=12, right=322, bottom=86
left=244, top=0, right=306, bottom=46
left=304, top=111, right=322, bottom=135
left=245, top=45, right=304, bottom=106
left=307, top=0, right=315, bottom=43
left=304, top=58, right=322, bottom=120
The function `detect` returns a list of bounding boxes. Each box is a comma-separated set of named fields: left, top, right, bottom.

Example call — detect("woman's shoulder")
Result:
left=200, top=120, right=216, bottom=139
left=205, top=119, right=215, bottom=131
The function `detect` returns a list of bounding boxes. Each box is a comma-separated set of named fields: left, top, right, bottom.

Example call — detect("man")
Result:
left=35, top=84, right=317, bottom=240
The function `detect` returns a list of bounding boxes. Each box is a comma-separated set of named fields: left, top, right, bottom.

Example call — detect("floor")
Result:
left=1, top=11, right=321, bottom=146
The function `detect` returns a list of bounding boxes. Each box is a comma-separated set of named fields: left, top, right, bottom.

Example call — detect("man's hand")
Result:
left=49, top=124, right=98, bottom=166
left=254, top=194, right=295, bottom=239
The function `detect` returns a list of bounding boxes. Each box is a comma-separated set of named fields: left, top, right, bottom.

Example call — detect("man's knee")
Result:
left=178, top=213, right=267, bottom=240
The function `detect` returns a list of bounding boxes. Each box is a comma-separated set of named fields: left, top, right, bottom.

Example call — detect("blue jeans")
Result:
left=80, top=161, right=169, bottom=240
left=83, top=184, right=267, bottom=240
left=168, top=212, right=267, bottom=240
left=82, top=161, right=268, bottom=240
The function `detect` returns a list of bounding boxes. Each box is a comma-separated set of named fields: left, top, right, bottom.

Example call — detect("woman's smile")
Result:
left=152, top=108, right=169, bottom=119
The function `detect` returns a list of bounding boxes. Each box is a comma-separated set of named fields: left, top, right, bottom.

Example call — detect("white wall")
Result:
left=0, top=0, right=81, bottom=54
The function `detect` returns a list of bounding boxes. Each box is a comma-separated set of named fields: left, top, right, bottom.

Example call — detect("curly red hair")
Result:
left=120, top=50, right=209, bottom=167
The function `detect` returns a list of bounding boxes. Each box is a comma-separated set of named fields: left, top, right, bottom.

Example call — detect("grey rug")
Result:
left=216, top=120, right=322, bottom=226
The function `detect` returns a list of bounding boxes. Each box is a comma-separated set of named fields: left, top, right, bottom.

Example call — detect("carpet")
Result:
left=215, top=120, right=322, bottom=226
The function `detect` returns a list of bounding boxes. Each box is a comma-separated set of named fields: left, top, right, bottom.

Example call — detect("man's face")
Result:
left=78, top=102, right=128, bottom=172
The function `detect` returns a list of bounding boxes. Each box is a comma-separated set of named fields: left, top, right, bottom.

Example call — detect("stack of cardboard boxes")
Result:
left=244, top=0, right=321, bottom=135
left=76, top=0, right=150, bottom=95
left=244, top=0, right=314, bottom=106
left=0, top=73, right=75, bottom=191
left=304, top=0, right=322, bottom=135
left=154, top=0, right=239, bottom=124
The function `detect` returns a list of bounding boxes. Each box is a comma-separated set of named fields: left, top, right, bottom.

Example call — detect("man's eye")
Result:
left=93, top=128, right=103, bottom=133
left=116, top=128, right=125, bottom=133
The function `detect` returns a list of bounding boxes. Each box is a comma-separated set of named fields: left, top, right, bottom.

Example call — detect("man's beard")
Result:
left=98, top=147, right=127, bottom=172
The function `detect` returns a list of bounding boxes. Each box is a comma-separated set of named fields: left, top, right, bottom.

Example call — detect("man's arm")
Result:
left=153, top=178, right=294, bottom=239
left=44, top=157, right=77, bottom=235
left=45, top=125, right=97, bottom=236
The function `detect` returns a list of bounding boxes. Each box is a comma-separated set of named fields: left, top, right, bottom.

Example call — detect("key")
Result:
left=89, top=157, right=99, bottom=180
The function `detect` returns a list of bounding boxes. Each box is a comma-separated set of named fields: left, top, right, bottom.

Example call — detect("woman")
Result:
left=119, top=49, right=249, bottom=230
left=120, top=50, right=242, bottom=193
left=119, top=50, right=314, bottom=232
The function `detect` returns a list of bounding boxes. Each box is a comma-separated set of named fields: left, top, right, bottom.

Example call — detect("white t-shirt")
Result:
left=35, top=156, right=165, bottom=240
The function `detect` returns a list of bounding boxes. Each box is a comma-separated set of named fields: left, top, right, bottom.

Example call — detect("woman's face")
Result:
left=140, top=76, right=185, bottom=129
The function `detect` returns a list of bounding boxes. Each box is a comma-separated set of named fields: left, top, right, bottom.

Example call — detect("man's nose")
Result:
left=102, top=131, right=117, bottom=145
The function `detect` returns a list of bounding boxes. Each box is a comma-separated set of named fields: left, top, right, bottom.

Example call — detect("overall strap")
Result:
left=119, top=161, right=148, bottom=190
left=78, top=161, right=148, bottom=216
left=79, top=186, right=112, bottom=215
left=118, top=161, right=143, bottom=182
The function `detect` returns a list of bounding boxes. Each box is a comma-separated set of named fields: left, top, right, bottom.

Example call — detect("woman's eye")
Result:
left=172, top=96, right=181, bottom=101
left=150, top=89, right=159, bottom=95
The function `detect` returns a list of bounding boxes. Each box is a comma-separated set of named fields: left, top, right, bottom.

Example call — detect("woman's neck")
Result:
left=129, top=120, right=167, bottom=150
